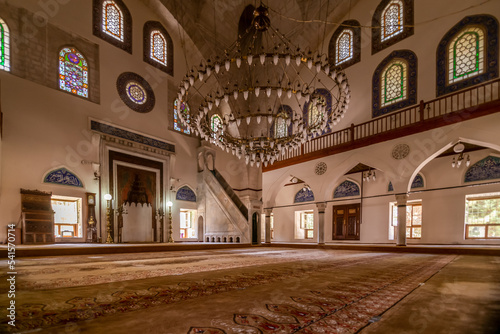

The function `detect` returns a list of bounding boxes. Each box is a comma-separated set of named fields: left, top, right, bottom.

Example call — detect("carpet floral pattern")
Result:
left=0, top=248, right=455, bottom=333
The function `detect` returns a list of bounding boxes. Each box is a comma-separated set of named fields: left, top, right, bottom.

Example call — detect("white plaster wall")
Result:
left=0, top=0, right=202, bottom=241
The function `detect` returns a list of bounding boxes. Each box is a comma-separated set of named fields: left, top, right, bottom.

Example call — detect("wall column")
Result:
left=316, top=202, right=327, bottom=245
left=264, top=208, right=273, bottom=244
left=395, top=193, right=408, bottom=246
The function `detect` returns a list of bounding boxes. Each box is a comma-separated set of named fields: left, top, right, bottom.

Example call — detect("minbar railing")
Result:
left=264, top=78, right=500, bottom=172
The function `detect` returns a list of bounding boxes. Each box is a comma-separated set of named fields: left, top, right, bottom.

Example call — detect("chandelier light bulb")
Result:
left=466, top=155, right=471, bottom=167
left=243, top=90, right=249, bottom=100
left=198, top=72, right=204, bottom=81
left=285, top=54, right=291, bottom=65
left=260, top=53, right=266, bottom=64
left=307, top=58, right=312, bottom=69
left=225, top=59, right=230, bottom=71
left=273, top=54, right=279, bottom=65
left=266, top=87, right=271, bottom=97
left=277, top=88, right=282, bottom=98
left=295, top=55, right=301, bottom=66
left=206, top=66, right=212, bottom=76
left=215, top=63, right=220, bottom=73
left=236, top=57, right=241, bottom=68
left=255, top=86, right=260, bottom=97
left=233, top=90, right=238, bottom=99
left=247, top=54, right=253, bottom=65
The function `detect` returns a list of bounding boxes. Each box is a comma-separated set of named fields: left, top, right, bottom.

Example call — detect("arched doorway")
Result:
left=252, top=212, right=259, bottom=245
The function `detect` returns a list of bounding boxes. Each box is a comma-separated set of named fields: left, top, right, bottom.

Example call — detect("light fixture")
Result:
left=451, top=143, right=470, bottom=168
left=363, top=170, right=376, bottom=182
left=166, top=201, right=173, bottom=243
left=104, top=194, right=113, bottom=243
left=177, top=4, right=350, bottom=167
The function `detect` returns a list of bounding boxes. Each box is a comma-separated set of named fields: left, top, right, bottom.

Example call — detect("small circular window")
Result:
left=126, top=82, right=147, bottom=105
left=117, top=72, right=155, bottom=113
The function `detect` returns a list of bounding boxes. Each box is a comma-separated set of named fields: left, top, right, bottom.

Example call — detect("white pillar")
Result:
left=316, top=202, right=327, bottom=245
left=264, top=208, right=272, bottom=244
left=395, top=193, right=408, bottom=246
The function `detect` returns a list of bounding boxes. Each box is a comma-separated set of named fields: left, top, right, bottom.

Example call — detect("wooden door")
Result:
left=332, top=204, right=360, bottom=240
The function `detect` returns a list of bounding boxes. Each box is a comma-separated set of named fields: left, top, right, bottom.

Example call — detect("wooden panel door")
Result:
left=332, top=204, right=360, bottom=240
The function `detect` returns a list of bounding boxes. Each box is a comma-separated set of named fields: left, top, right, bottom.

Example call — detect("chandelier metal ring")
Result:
left=177, top=5, right=351, bottom=167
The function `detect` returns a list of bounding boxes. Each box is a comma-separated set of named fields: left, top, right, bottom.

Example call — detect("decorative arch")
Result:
left=334, top=180, right=360, bottom=198
left=58, top=47, right=89, bottom=98
left=410, top=173, right=424, bottom=189
left=143, top=21, right=173, bottom=75
left=210, top=114, right=223, bottom=137
left=43, top=167, right=83, bottom=188
left=294, top=187, right=315, bottom=203
left=0, top=17, right=10, bottom=72
left=388, top=181, right=394, bottom=192
left=464, top=156, right=500, bottom=183
left=176, top=185, right=197, bottom=202
left=328, top=20, right=361, bottom=70
left=93, top=0, right=132, bottom=53
left=372, top=0, right=414, bottom=54
left=437, top=15, right=498, bottom=96
left=303, top=88, right=333, bottom=137
left=372, top=50, right=417, bottom=117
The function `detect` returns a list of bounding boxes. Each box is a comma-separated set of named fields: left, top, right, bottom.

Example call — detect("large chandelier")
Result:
left=177, top=5, right=350, bottom=167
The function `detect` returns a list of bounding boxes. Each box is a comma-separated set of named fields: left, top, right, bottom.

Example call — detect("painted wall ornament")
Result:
left=44, top=168, right=83, bottom=187
left=334, top=180, right=360, bottom=198
left=176, top=186, right=197, bottom=202
left=294, top=188, right=315, bottom=203
left=464, top=156, right=500, bottom=183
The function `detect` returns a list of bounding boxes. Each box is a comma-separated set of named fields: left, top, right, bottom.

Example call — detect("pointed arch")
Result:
left=329, top=20, right=361, bottom=70
left=0, top=17, right=10, bottom=72
left=410, top=173, right=424, bottom=189
left=270, top=105, right=293, bottom=139
left=58, top=47, right=89, bottom=98
left=303, top=88, right=333, bottom=137
left=464, top=156, right=500, bottom=183
left=333, top=180, right=360, bottom=198
left=143, top=21, right=173, bottom=76
left=437, top=15, right=498, bottom=96
left=176, top=185, right=197, bottom=202
left=294, top=188, right=315, bottom=203
left=93, top=0, right=132, bottom=53
left=43, top=167, right=84, bottom=188
left=372, top=0, right=414, bottom=54
left=372, top=50, right=417, bottom=117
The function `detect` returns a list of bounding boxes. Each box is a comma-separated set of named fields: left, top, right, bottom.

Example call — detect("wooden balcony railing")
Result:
left=263, top=78, right=500, bottom=172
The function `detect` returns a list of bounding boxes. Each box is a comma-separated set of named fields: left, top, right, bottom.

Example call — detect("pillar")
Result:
left=395, top=193, right=408, bottom=246
left=264, top=208, right=273, bottom=244
left=316, top=202, right=327, bottom=245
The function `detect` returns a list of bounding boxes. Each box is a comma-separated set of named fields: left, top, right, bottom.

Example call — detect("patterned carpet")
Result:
left=0, top=248, right=455, bottom=333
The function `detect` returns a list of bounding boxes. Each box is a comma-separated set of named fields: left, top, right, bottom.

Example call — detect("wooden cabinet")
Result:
left=20, top=189, right=54, bottom=244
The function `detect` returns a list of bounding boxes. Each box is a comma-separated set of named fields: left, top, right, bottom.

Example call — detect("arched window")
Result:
left=173, top=99, right=191, bottom=135
left=303, top=88, right=333, bottom=137
left=437, top=15, right=498, bottom=96
left=150, top=30, right=167, bottom=66
left=372, top=0, right=414, bottom=54
left=274, top=114, right=288, bottom=139
left=210, top=114, right=223, bottom=137
left=336, top=30, right=353, bottom=65
left=329, top=20, right=361, bottom=69
left=0, top=18, right=10, bottom=72
left=103, top=1, right=123, bottom=41
left=449, top=27, right=484, bottom=84
left=381, top=0, right=403, bottom=41
left=372, top=50, right=417, bottom=117
left=59, top=47, right=89, bottom=98
left=381, top=59, right=407, bottom=107
left=93, top=0, right=132, bottom=53
left=143, top=21, right=174, bottom=75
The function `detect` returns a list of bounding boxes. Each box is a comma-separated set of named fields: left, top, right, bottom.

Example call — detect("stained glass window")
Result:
left=381, top=0, right=403, bottom=41
left=59, top=47, right=89, bottom=98
left=274, top=113, right=288, bottom=139
left=381, top=59, right=407, bottom=107
left=210, top=114, right=223, bottom=138
left=125, top=81, right=147, bottom=105
left=336, top=29, right=353, bottom=65
left=0, top=18, right=10, bottom=72
left=103, top=1, right=123, bottom=41
left=448, top=27, right=485, bottom=84
left=173, top=99, right=191, bottom=135
left=308, top=96, right=325, bottom=126
left=151, top=30, right=167, bottom=66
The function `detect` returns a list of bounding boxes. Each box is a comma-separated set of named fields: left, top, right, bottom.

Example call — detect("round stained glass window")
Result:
left=126, top=82, right=147, bottom=105
left=116, top=72, right=155, bottom=113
